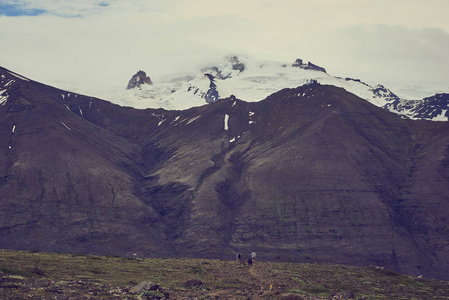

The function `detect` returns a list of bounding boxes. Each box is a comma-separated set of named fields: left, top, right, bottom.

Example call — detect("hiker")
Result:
left=247, top=258, right=253, bottom=266
left=237, top=253, right=241, bottom=262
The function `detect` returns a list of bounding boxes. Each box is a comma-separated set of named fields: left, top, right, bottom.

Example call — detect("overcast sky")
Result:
left=1, top=0, right=448, bottom=99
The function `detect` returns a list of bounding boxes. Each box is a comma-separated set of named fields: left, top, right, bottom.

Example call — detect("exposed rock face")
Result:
left=127, top=70, right=153, bottom=89
left=303, top=62, right=326, bottom=72
left=370, top=84, right=400, bottom=102
left=344, top=77, right=366, bottom=85
left=384, top=93, right=449, bottom=120
left=204, top=74, right=220, bottom=103
left=1, top=66, right=449, bottom=280
left=229, top=55, right=246, bottom=73
left=129, top=281, right=161, bottom=294
left=292, top=58, right=326, bottom=73
left=292, top=58, right=304, bottom=67
left=200, top=56, right=246, bottom=80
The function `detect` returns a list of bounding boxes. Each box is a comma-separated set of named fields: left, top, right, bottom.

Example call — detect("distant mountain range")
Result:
left=115, top=55, right=449, bottom=121
left=1, top=65, right=449, bottom=281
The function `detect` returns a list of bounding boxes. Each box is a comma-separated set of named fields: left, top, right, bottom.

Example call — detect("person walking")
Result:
left=247, top=258, right=253, bottom=266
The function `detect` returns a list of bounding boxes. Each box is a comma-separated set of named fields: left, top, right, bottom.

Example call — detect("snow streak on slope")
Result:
left=0, top=74, right=13, bottom=106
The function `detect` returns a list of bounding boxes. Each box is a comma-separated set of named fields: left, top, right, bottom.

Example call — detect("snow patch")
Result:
left=229, top=137, right=236, bottom=143
left=12, top=125, right=16, bottom=133
left=433, top=109, right=448, bottom=121
left=7, top=71, right=29, bottom=81
left=224, top=114, right=229, bottom=131
left=186, top=115, right=201, bottom=125
left=60, top=121, right=71, bottom=131
left=64, top=104, right=70, bottom=110
left=158, top=119, right=166, bottom=126
left=4, top=79, right=14, bottom=87
left=249, top=111, right=255, bottom=117
left=232, top=101, right=236, bottom=107
left=249, top=120, right=255, bottom=125
left=0, top=90, right=8, bottom=105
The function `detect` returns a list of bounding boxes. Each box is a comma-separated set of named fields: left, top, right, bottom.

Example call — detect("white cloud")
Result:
left=0, top=0, right=448, bottom=99
left=305, top=25, right=449, bottom=95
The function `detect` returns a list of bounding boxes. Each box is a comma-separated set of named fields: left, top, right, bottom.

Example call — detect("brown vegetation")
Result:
left=1, top=249, right=448, bottom=299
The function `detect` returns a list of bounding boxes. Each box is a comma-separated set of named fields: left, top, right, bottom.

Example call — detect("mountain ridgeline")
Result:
left=120, top=55, right=449, bottom=120
left=1, top=67, right=449, bottom=280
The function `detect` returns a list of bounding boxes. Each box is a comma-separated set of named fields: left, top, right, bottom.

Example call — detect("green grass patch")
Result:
left=0, top=266, right=33, bottom=277
left=141, top=290, right=165, bottom=299
left=302, top=285, right=330, bottom=295
left=190, top=266, right=206, bottom=275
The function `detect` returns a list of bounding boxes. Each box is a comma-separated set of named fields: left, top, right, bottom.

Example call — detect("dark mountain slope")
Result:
left=1, top=67, right=449, bottom=280
left=0, top=69, right=169, bottom=256
left=228, top=86, right=449, bottom=278
left=130, top=84, right=449, bottom=278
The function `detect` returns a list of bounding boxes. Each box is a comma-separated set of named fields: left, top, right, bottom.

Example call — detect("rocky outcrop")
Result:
left=204, top=73, right=220, bottom=103
left=127, top=70, right=153, bottom=89
left=228, top=56, right=246, bottom=73
left=384, top=93, right=449, bottom=120
left=129, top=281, right=161, bottom=294
left=292, top=58, right=304, bottom=67
left=370, top=84, right=400, bottom=102
left=292, top=58, right=326, bottom=73
left=200, top=56, right=246, bottom=80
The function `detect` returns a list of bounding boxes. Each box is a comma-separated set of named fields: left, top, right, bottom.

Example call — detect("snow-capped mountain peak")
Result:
left=118, top=55, right=380, bottom=110
left=115, top=55, right=448, bottom=121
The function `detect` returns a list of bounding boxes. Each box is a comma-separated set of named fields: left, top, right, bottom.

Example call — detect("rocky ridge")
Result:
left=384, top=93, right=449, bottom=121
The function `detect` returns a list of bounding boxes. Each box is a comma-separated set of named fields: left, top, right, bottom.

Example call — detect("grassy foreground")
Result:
left=0, top=249, right=448, bottom=299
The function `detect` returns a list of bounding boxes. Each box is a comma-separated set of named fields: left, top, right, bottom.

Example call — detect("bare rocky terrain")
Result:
left=1, top=67, right=449, bottom=280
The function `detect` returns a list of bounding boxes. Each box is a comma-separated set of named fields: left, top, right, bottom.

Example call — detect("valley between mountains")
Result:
left=1, top=66, right=449, bottom=281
